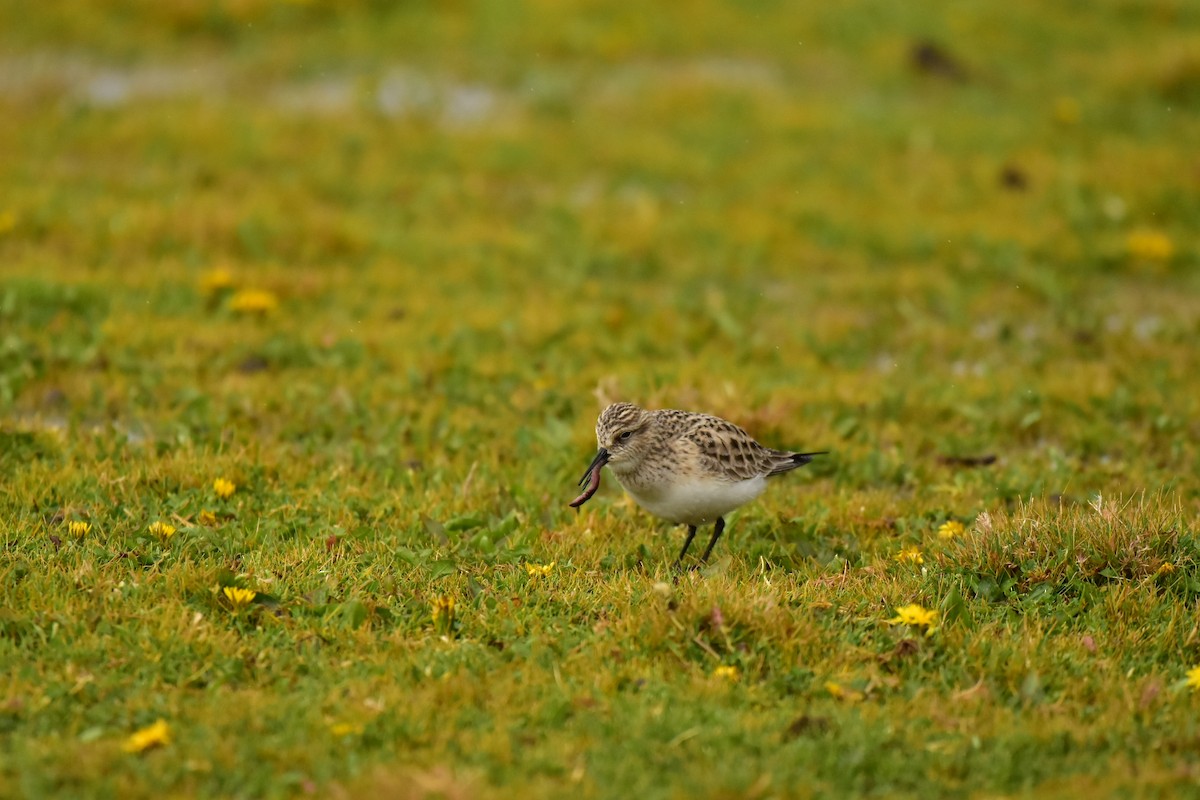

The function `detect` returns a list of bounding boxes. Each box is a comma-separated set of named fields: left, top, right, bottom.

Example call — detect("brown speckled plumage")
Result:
left=581, top=402, right=826, bottom=565
left=596, top=402, right=810, bottom=482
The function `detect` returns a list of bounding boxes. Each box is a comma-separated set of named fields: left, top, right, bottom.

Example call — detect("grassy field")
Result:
left=2, top=1, right=1200, bottom=797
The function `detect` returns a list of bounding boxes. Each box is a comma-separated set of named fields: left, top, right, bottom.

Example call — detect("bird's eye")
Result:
left=617, top=430, right=634, bottom=443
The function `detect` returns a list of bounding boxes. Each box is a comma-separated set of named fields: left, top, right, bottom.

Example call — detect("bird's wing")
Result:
left=685, top=416, right=779, bottom=481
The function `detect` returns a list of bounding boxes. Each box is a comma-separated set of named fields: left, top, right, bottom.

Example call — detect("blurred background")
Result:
left=1, top=0, right=1198, bottom=519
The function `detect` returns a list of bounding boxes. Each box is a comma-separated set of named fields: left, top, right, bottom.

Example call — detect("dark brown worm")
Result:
left=569, top=465, right=601, bottom=508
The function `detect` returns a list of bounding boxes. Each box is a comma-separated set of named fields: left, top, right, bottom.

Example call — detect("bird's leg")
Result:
left=699, top=517, right=726, bottom=562
left=674, top=525, right=698, bottom=568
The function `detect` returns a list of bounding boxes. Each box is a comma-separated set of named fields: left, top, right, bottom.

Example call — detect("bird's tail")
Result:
left=768, top=450, right=827, bottom=476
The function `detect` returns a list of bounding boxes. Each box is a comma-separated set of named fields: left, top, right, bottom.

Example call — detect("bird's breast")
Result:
left=610, top=469, right=767, bottom=527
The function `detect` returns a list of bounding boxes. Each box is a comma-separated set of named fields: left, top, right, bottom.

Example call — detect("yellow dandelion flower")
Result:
left=713, top=665, right=740, bottom=682
left=1155, top=562, right=1176, bottom=576
left=199, top=267, right=237, bottom=295
left=222, top=586, right=257, bottom=610
left=1053, top=96, right=1080, bottom=125
left=1126, top=229, right=1175, bottom=262
left=888, top=603, right=938, bottom=629
left=432, top=594, right=455, bottom=621
left=825, top=681, right=864, bottom=703
left=228, top=288, right=279, bottom=315
left=525, top=561, right=556, bottom=577
left=213, top=478, right=236, bottom=499
left=329, top=721, right=363, bottom=737
left=937, top=520, right=965, bottom=540
left=122, top=719, right=171, bottom=754
left=198, top=509, right=218, bottom=526
left=67, top=520, right=91, bottom=537
left=896, top=546, right=924, bottom=565
left=432, top=594, right=456, bottom=635
left=1187, top=666, right=1200, bottom=691
left=148, top=521, right=176, bottom=539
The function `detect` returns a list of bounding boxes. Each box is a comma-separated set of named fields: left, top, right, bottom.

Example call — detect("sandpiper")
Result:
left=570, top=402, right=825, bottom=566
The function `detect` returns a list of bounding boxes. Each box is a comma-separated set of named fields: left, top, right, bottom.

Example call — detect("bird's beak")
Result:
left=577, top=448, right=610, bottom=487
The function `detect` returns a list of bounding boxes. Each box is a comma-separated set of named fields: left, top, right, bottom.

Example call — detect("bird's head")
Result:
left=591, top=401, right=655, bottom=473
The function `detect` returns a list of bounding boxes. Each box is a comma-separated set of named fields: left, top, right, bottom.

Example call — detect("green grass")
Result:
left=2, top=1, right=1200, bottom=797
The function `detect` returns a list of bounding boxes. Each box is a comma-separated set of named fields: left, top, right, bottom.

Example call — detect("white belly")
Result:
left=615, top=474, right=768, bottom=526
